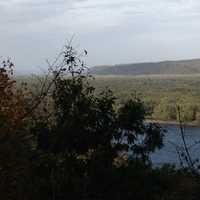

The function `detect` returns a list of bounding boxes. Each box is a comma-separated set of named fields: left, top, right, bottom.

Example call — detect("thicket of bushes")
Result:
left=1, top=46, right=200, bottom=199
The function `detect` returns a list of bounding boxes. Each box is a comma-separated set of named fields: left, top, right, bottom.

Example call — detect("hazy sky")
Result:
left=1, top=0, right=200, bottom=72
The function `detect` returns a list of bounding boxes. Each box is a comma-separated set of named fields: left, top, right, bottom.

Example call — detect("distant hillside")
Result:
left=90, top=59, right=200, bottom=75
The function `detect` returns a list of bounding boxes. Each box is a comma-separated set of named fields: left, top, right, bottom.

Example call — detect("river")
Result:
left=150, top=124, right=200, bottom=166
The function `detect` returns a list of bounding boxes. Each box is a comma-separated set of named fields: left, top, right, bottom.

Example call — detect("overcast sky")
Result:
left=1, top=0, right=200, bottom=72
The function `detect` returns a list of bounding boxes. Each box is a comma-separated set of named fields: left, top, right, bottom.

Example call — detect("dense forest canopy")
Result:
left=90, top=75, right=200, bottom=124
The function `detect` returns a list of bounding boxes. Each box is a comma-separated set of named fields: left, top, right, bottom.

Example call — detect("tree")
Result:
left=0, top=60, right=34, bottom=200
left=1, top=43, right=198, bottom=200
left=30, top=44, right=165, bottom=199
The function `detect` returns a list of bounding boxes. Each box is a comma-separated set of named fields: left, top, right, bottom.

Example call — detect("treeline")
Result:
left=91, top=76, right=200, bottom=123
left=151, top=96, right=199, bottom=122
left=90, top=59, right=200, bottom=75
left=1, top=46, right=200, bottom=199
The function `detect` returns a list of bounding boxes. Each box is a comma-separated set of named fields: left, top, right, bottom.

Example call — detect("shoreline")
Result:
left=146, top=119, right=200, bottom=127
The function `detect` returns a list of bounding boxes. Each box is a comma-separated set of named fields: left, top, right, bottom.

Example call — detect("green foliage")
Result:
left=91, top=75, right=200, bottom=123
left=1, top=46, right=200, bottom=199
left=153, top=97, right=177, bottom=120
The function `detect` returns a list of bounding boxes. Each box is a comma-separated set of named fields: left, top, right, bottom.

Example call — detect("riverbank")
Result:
left=146, top=119, right=200, bottom=127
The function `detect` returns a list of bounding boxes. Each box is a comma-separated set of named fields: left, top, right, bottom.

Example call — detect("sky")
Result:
left=1, top=0, right=200, bottom=73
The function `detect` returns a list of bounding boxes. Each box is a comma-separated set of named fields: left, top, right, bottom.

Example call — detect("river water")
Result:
left=150, top=124, right=200, bottom=166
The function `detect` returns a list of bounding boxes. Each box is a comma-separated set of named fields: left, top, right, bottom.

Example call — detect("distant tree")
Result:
left=153, top=97, right=177, bottom=121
